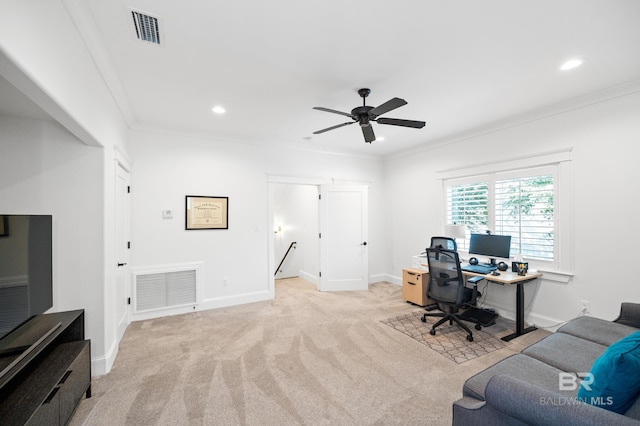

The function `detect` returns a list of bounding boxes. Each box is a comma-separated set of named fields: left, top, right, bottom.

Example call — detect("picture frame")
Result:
left=511, top=261, right=529, bottom=275
left=185, top=196, right=228, bottom=230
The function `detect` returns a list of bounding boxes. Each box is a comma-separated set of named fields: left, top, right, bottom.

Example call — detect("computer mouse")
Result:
left=491, top=271, right=500, bottom=276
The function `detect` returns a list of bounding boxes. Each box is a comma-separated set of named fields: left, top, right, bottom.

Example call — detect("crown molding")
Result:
left=62, top=0, right=136, bottom=127
left=387, top=79, right=640, bottom=161
left=128, top=123, right=384, bottom=161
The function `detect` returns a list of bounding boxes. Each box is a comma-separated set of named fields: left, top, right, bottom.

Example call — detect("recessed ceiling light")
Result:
left=211, top=106, right=226, bottom=114
left=560, top=59, right=583, bottom=71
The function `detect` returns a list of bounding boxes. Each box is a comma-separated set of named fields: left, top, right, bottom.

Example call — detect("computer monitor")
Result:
left=468, top=233, right=511, bottom=266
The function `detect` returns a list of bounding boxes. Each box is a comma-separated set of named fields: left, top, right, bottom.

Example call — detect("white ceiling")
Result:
left=5, top=1, right=640, bottom=156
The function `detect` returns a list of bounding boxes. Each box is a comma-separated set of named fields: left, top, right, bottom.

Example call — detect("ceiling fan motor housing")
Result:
left=351, top=106, right=374, bottom=126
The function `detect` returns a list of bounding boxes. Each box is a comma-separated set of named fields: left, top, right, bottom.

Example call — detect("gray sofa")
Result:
left=453, top=302, right=640, bottom=425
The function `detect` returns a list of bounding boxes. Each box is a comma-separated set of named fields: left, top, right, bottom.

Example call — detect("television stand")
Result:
left=0, top=345, right=32, bottom=358
left=0, top=310, right=91, bottom=425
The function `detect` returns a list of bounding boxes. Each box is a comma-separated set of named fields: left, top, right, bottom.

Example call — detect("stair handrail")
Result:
left=275, top=242, right=297, bottom=277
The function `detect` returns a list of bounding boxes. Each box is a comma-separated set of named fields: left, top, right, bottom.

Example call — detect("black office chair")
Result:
left=421, top=247, right=483, bottom=342
left=429, top=236, right=457, bottom=251
left=428, top=236, right=481, bottom=307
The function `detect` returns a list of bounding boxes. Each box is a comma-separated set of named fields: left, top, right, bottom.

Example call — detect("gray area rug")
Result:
left=381, top=311, right=507, bottom=364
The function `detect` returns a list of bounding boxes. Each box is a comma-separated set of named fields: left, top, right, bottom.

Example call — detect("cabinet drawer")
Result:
left=59, top=341, right=91, bottom=425
left=402, top=268, right=432, bottom=307
left=26, top=387, right=60, bottom=425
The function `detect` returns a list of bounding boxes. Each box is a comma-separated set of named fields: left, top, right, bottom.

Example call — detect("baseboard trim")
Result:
left=379, top=273, right=402, bottom=286
left=201, top=290, right=273, bottom=310
left=298, top=270, right=318, bottom=286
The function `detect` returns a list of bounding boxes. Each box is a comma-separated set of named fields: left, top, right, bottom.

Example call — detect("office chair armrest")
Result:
left=467, top=276, right=484, bottom=285
left=614, top=302, right=640, bottom=328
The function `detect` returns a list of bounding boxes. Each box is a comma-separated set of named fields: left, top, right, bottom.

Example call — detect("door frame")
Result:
left=267, top=175, right=370, bottom=293
left=114, top=150, right=132, bottom=343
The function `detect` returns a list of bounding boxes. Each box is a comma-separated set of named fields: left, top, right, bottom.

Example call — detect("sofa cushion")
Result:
left=522, top=332, right=607, bottom=373
left=625, top=395, right=640, bottom=420
left=577, top=331, right=640, bottom=414
left=462, top=353, right=576, bottom=401
left=557, top=316, right=638, bottom=346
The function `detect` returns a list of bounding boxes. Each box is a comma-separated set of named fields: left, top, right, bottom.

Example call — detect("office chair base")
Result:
left=421, top=312, right=474, bottom=342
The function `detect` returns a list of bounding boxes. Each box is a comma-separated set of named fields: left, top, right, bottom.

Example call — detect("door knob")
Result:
left=117, top=262, right=127, bottom=267
left=361, top=242, right=367, bottom=246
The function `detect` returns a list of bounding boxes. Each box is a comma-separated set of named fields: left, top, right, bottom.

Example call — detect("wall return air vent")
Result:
left=131, top=10, right=161, bottom=45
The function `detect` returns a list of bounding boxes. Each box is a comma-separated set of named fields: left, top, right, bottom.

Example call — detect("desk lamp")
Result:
left=445, top=224, right=467, bottom=243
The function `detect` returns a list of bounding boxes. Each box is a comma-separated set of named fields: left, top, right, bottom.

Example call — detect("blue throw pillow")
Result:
left=577, top=331, right=640, bottom=414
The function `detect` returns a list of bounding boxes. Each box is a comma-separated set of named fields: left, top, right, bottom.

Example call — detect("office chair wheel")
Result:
left=475, top=324, right=482, bottom=330
left=429, top=329, right=436, bottom=336
left=420, top=316, right=427, bottom=323
left=466, top=335, right=473, bottom=342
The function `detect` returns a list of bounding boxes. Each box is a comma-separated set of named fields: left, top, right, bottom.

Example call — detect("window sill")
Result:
left=536, top=268, right=574, bottom=284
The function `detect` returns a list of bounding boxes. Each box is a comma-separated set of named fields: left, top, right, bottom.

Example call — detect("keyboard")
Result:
left=461, top=264, right=497, bottom=274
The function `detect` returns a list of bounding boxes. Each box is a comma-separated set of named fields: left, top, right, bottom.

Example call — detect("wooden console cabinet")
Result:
left=402, top=268, right=435, bottom=307
left=0, top=310, right=91, bottom=425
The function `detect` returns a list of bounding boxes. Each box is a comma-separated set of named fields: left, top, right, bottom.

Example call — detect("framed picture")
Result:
left=185, top=196, right=228, bottom=230
left=0, top=215, right=7, bottom=237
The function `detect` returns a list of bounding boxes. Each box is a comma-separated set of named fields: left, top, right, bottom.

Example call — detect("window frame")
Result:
left=439, top=150, right=572, bottom=274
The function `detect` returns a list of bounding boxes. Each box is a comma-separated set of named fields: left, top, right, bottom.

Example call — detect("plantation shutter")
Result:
left=446, top=181, right=489, bottom=250
left=495, top=174, right=554, bottom=260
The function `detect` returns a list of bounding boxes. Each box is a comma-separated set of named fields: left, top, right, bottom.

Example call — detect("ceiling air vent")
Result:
left=131, top=10, right=161, bottom=45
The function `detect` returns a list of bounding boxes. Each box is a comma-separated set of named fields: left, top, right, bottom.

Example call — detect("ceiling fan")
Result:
left=312, top=88, right=426, bottom=143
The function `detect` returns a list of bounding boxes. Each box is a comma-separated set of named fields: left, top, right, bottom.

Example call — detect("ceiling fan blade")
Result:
left=368, top=97, right=407, bottom=119
left=361, top=124, right=376, bottom=143
left=313, top=106, right=354, bottom=118
left=313, top=121, right=355, bottom=135
left=377, top=117, right=426, bottom=129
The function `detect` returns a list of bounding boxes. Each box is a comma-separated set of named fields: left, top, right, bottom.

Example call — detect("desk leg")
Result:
left=501, top=282, right=537, bottom=342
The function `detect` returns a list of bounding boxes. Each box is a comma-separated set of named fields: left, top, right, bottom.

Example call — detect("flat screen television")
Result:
left=468, top=233, right=511, bottom=265
left=0, top=215, right=53, bottom=341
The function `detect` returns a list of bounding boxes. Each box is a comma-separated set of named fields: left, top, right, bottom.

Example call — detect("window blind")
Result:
left=446, top=181, right=488, bottom=250
left=495, top=175, right=554, bottom=260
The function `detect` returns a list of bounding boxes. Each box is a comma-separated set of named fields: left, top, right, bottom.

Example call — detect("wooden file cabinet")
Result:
left=402, top=268, right=435, bottom=307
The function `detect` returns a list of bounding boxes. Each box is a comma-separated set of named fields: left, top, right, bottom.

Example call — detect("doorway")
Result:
left=268, top=177, right=369, bottom=293
left=273, top=183, right=320, bottom=282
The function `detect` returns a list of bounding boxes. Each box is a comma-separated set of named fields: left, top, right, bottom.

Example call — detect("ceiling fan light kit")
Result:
left=313, top=88, right=426, bottom=143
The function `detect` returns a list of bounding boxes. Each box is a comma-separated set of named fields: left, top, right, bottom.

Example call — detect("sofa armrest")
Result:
left=615, top=303, right=640, bottom=329
left=481, top=375, right=639, bottom=426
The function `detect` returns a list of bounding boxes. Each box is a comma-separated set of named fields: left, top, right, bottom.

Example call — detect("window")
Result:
left=495, top=173, right=554, bottom=261
left=446, top=166, right=557, bottom=265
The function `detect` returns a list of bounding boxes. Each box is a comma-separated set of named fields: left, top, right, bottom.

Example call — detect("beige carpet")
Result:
left=381, top=311, right=507, bottom=364
left=70, top=278, right=549, bottom=426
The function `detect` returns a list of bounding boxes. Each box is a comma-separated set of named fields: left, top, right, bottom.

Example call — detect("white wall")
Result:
left=0, top=0, right=131, bottom=375
left=129, top=130, right=385, bottom=312
left=0, top=0, right=129, bottom=151
left=273, top=184, right=319, bottom=281
left=0, top=116, right=105, bottom=350
left=384, top=89, right=640, bottom=326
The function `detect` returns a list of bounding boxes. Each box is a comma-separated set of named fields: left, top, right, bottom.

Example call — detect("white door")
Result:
left=115, top=163, right=131, bottom=342
left=319, top=184, right=368, bottom=291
